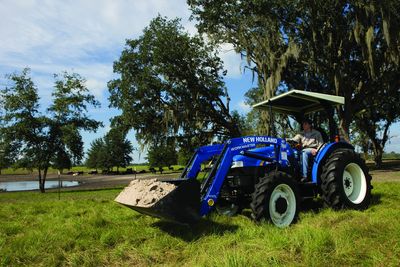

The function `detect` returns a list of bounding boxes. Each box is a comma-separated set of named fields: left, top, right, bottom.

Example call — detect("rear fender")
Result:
left=311, top=142, right=354, bottom=184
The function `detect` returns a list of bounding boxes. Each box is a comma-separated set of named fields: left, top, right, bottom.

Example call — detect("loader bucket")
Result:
left=116, top=179, right=201, bottom=224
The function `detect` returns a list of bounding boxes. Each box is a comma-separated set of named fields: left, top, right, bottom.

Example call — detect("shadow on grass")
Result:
left=152, top=219, right=238, bottom=242
left=47, top=186, right=125, bottom=194
left=300, top=193, right=382, bottom=211
left=153, top=193, right=382, bottom=241
left=300, top=198, right=323, bottom=213
left=370, top=193, right=382, bottom=206
left=299, top=192, right=382, bottom=214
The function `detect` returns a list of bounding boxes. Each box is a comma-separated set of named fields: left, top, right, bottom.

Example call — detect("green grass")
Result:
left=1, top=182, right=399, bottom=266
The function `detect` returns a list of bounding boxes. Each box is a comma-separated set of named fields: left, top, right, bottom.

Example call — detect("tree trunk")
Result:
left=259, top=110, right=271, bottom=135
left=338, top=87, right=353, bottom=143
left=372, top=140, right=383, bottom=169
left=43, top=168, right=48, bottom=193
left=339, top=116, right=351, bottom=143
left=375, top=152, right=383, bottom=168
left=38, top=168, right=45, bottom=193
left=360, top=120, right=392, bottom=169
left=38, top=167, right=48, bottom=193
left=362, top=142, right=369, bottom=161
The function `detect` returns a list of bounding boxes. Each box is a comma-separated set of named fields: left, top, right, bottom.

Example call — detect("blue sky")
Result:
left=1, top=0, right=399, bottom=163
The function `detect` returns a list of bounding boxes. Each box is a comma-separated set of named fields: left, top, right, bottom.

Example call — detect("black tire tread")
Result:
left=320, top=148, right=372, bottom=210
left=250, top=171, right=300, bottom=224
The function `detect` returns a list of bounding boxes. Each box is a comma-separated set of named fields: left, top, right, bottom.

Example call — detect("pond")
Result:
left=0, top=181, right=80, bottom=192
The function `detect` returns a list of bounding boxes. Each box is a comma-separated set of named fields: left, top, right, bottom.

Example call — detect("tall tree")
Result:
left=85, top=138, right=106, bottom=171
left=147, top=143, right=178, bottom=168
left=189, top=1, right=400, bottom=165
left=0, top=69, right=101, bottom=192
left=103, top=129, right=133, bottom=172
left=108, top=16, right=241, bottom=151
left=0, top=68, right=47, bottom=182
left=48, top=72, right=101, bottom=174
left=354, top=81, right=400, bottom=167
left=85, top=130, right=133, bottom=172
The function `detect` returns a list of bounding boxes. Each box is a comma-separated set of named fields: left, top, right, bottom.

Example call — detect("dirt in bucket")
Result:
left=114, top=179, right=177, bottom=207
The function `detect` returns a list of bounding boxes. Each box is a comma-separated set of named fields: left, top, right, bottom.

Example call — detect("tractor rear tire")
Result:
left=251, top=171, right=300, bottom=228
left=321, top=149, right=372, bottom=210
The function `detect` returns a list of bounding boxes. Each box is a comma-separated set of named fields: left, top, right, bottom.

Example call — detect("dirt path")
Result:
left=0, top=172, right=180, bottom=191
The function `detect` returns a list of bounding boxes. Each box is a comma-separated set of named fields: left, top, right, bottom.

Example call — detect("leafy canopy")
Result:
left=108, top=16, right=241, bottom=150
left=85, top=129, right=133, bottom=171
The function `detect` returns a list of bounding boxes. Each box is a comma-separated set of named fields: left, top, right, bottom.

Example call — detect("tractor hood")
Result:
left=232, top=145, right=276, bottom=167
left=252, top=89, right=344, bottom=116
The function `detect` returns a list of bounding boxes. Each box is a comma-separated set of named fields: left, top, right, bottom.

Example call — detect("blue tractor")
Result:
left=117, top=90, right=372, bottom=227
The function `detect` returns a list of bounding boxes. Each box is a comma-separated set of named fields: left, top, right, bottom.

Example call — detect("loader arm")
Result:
left=180, top=144, right=224, bottom=179
left=200, top=136, right=289, bottom=216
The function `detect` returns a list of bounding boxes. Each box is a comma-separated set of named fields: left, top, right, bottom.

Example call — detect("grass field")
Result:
left=1, top=181, right=399, bottom=266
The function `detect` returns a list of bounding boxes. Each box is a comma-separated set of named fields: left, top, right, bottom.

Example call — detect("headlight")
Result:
left=231, top=161, right=244, bottom=168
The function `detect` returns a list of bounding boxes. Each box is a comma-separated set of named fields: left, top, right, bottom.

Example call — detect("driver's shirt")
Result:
left=291, top=129, right=323, bottom=149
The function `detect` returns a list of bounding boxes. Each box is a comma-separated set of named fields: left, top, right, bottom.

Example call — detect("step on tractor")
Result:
left=117, top=90, right=373, bottom=227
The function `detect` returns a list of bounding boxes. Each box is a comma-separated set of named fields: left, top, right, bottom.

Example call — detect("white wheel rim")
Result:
left=269, top=184, right=296, bottom=228
left=342, top=163, right=367, bottom=204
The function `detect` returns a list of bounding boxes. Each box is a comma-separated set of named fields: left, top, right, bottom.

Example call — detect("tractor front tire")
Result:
left=321, top=149, right=372, bottom=210
left=251, top=171, right=300, bottom=228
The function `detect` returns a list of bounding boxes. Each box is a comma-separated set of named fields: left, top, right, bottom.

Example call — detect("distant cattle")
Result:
left=149, top=167, right=156, bottom=174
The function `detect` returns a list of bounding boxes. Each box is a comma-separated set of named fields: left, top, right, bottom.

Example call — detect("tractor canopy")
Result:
left=252, top=89, right=344, bottom=117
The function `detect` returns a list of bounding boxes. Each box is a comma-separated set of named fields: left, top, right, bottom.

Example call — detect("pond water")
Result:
left=0, top=181, right=80, bottom=192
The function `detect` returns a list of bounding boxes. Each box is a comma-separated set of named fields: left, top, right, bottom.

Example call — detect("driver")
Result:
left=290, top=118, right=323, bottom=182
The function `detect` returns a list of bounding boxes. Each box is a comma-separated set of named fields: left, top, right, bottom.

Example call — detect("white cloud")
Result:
left=86, top=78, right=107, bottom=101
left=218, top=43, right=245, bottom=78
left=0, top=0, right=197, bottom=108
left=0, top=0, right=194, bottom=69
left=237, top=100, right=251, bottom=113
